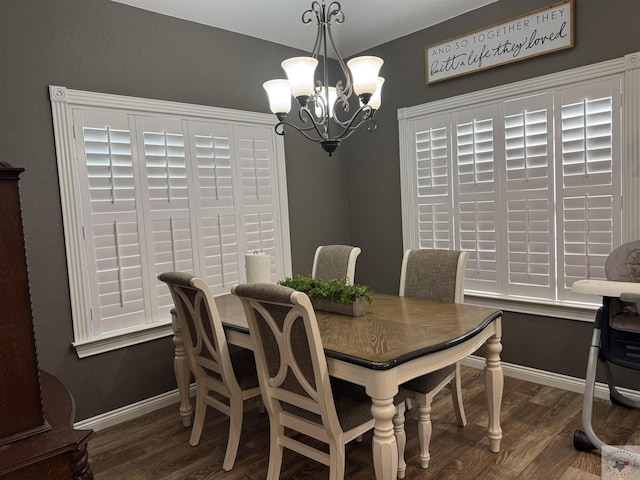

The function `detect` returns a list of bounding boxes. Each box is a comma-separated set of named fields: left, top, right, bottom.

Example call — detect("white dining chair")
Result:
left=158, top=272, right=262, bottom=471
left=231, top=282, right=408, bottom=480
left=399, top=248, right=469, bottom=469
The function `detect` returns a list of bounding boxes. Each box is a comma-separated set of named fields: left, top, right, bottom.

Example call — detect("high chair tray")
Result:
left=572, top=279, right=640, bottom=297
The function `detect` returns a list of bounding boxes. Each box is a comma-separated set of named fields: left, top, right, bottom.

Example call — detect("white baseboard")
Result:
left=74, top=383, right=196, bottom=432
left=462, top=355, right=640, bottom=401
left=75, top=358, right=640, bottom=432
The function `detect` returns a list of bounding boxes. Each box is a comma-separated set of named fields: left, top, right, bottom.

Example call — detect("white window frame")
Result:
left=399, top=51, right=640, bottom=321
left=50, top=86, right=291, bottom=357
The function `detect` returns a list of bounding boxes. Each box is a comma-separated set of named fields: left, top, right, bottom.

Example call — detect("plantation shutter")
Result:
left=556, top=78, right=621, bottom=301
left=73, top=109, right=149, bottom=335
left=411, top=114, right=454, bottom=250
left=234, top=125, right=281, bottom=282
left=187, top=120, right=241, bottom=296
left=501, top=93, right=555, bottom=297
left=135, top=116, right=196, bottom=319
left=453, top=105, right=500, bottom=292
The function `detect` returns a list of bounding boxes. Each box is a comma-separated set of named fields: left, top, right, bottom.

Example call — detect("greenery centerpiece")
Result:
left=278, top=275, right=372, bottom=317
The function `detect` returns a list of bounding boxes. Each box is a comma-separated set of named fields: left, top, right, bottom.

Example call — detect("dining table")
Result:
left=170, top=292, right=503, bottom=480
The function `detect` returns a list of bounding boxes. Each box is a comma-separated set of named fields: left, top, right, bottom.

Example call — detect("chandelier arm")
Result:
left=331, top=104, right=373, bottom=130
left=289, top=121, right=324, bottom=135
left=304, top=2, right=320, bottom=24
left=299, top=104, right=329, bottom=132
left=331, top=108, right=377, bottom=141
left=327, top=2, right=343, bottom=22
left=305, top=2, right=323, bottom=58
left=275, top=113, right=378, bottom=145
left=324, top=20, right=352, bottom=97
left=319, top=4, right=332, bottom=139
left=333, top=118, right=378, bottom=142
left=311, top=94, right=329, bottom=124
left=274, top=120, right=331, bottom=143
left=299, top=105, right=332, bottom=140
left=365, top=118, right=379, bottom=133
left=275, top=105, right=332, bottom=142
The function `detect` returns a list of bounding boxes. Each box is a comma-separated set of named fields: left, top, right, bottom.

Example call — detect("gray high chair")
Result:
left=571, top=240, right=640, bottom=453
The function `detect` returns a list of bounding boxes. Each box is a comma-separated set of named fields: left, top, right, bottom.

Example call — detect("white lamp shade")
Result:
left=368, top=77, right=385, bottom=110
left=281, top=57, right=318, bottom=99
left=263, top=79, right=292, bottom=114
left=347, top=56, right=384, bottom=96
left=315, top=86, right=337, bottom=118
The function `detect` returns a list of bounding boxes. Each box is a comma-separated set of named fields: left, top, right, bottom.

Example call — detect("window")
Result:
left=399, top=52, right=640, bottom=318
left=50, top=86, right=291, bottom=357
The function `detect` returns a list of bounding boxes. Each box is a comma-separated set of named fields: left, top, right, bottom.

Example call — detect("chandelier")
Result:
left=263, top=1, right=384, bottom=156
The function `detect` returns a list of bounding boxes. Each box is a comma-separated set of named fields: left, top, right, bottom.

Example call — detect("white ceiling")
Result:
left=111, top=0, right=498, bottom=57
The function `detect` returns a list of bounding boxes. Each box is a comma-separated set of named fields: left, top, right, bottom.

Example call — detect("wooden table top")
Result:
left=215, top=292, right=502, bottom=370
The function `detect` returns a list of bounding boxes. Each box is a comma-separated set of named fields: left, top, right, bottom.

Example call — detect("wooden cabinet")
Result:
left=0, top=164, right=93, bottom=479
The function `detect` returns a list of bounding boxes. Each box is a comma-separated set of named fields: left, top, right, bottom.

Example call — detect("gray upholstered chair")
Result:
left=158, top=272, right=262, bottom=471
left=398, top=248, right=469, bottom=469
left=312, top=245, right=361, bottom=285
left=231, top=282, right=408, bottom=480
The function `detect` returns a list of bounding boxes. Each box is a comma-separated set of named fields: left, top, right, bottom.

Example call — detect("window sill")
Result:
left=72, top=322, right=173, bottom=358
left=464, top=293, right=599, bottom=322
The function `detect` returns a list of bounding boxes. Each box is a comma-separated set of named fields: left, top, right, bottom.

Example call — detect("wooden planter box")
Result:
left=311, top=297, right=367, bottom=317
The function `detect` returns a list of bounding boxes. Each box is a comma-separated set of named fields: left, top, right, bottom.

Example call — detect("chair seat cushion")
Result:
left=331, top=377, right=408, bottom=431
left=400, top=364, right=456, bottom=393
left=230, top=347, right=260, bottom=389
left=330, top=378, right=372, bottom=430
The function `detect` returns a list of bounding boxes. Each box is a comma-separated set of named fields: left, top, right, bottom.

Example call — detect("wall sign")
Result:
left=425, top=0, right=574, bottom=84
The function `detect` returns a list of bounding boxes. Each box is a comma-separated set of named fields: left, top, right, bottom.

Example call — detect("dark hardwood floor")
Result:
left=88, top=366, right=640, bottom=479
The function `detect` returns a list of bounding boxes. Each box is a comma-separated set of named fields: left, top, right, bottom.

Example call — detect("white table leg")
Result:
left=171, top=309, right=192, bottom=428
left=371, top=396, right=398, bottom=480
left=368, top=370, right=399, bottom=480
left=393, top=401, right=406, bottom=479
left=484, top=335, right=503, bottom=452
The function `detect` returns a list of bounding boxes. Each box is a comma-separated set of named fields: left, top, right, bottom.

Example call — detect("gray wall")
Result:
left=1, top=0, right=639, bottom=422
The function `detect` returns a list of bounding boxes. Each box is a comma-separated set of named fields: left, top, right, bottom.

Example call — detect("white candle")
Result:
left=245, top=252, right=271, bottom=283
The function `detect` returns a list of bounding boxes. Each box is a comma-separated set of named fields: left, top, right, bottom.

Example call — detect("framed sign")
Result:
left=425, top=0, right=574, bottom=84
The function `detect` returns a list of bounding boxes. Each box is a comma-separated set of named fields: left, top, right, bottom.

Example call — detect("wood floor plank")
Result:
left=515, top=417, right=587, bottom=479
left=488, top=389, right=584, bottom=474
left=558, top=466, right=600, bottom=480
left=88, top=366, right=640, bottom=479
